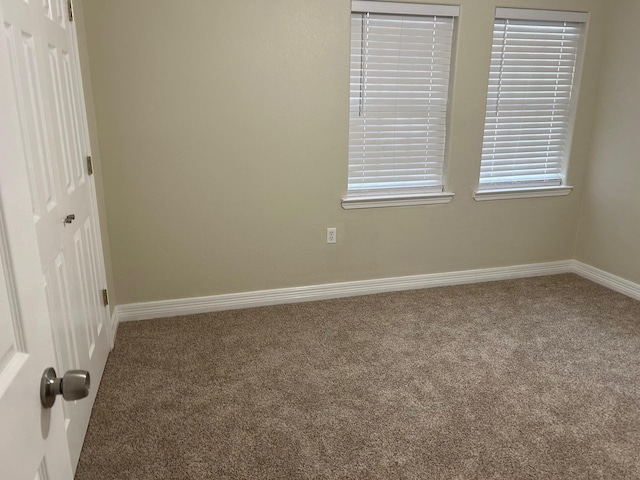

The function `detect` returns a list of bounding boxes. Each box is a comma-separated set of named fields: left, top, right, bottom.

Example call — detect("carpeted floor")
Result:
left=75, top=274, right=640, bottom=479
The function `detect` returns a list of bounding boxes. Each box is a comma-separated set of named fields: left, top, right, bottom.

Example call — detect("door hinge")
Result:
left=102, top=289, right=109, bottom=306
left=68, top=0, right=74, bottom=22
left=87, top=156, right=93, bottom=175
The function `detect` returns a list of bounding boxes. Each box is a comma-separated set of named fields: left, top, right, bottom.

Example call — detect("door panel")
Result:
left=4, top=21, right=57, bottom=226
left=74, top=226, right=97, bottom=359
left=48, top=44, right=76, bottom=196
left=0, top=224, right=22, bottom=375
left=83, top=218, right=105, bottom=337
left=49, top=251, right=79, bottom=375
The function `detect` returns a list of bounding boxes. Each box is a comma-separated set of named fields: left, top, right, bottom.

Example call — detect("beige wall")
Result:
left=576, top=0, right=640, bottom=285
left=82, top=0, right=609, bottom=305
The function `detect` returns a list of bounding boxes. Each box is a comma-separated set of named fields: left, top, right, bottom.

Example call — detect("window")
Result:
left=475, top=8, right=588, bottom=201
left=343, top=1, right=459, bottom=209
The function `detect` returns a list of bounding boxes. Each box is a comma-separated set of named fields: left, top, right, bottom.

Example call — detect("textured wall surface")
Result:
left=82, top=0, right=610, bottom=304
left=576, top=0, right=640, bottom=285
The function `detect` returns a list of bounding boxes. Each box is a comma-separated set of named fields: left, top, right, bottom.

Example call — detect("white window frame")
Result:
left=342, top=1, right=459, bottom=210
left=474, top=8, right=588, bottom=202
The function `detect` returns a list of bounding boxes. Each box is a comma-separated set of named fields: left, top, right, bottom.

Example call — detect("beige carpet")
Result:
left=75, top=274, right=640, bottom=479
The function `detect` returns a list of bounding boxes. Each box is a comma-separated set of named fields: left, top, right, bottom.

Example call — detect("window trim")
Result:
left=352, top=1, right=459, bottom=17
left=342, top=191, right=455, bottom=210
left=495, top=8, right=588, bottom=23
left=473, top=185, right=573, bottom=202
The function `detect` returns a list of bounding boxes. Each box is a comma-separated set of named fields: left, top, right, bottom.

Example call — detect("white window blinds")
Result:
left=347, top=2, right=458, bottom=199
left=479, top=9, right=587, bottom=190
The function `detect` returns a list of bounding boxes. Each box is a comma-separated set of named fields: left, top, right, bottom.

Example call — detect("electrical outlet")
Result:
left=327, top=227, right=337, bottom=244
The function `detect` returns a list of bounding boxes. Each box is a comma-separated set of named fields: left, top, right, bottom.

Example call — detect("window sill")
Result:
left=473, top=185, right=573, bottom=202
left=342, top=192, right=455, bottom=210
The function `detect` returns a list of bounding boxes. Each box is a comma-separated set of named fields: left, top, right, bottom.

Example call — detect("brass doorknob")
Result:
left=40, top=367, right=90, bottom=409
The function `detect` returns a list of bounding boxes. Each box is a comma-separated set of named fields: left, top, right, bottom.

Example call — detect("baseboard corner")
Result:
left=570, top=261, right=640, bottom=302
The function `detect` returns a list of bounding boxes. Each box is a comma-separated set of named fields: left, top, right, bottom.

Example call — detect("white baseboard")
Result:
left=118, top=260, right=573, bottom=322
left=569, top=261, right=640, bottom=302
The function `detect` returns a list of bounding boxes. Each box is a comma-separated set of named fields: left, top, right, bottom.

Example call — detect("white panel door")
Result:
left=0, top=0, right=111, bottom=475
left=0, top=3, right=72, bottom=478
